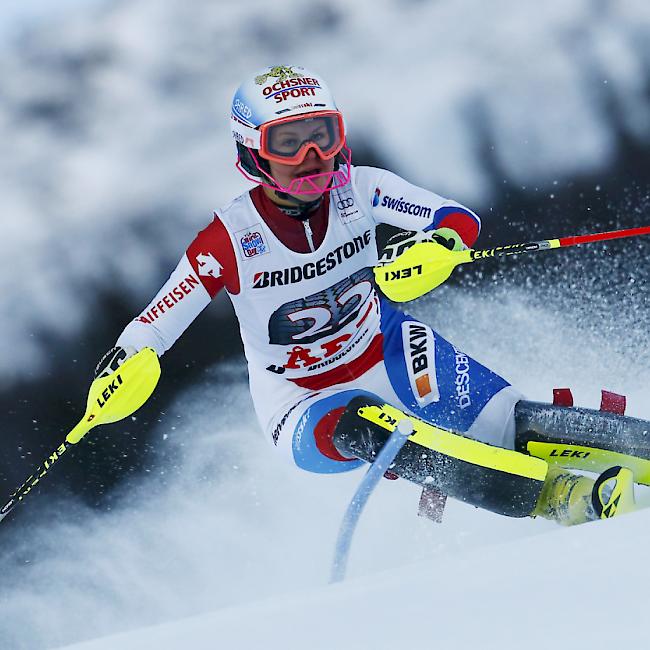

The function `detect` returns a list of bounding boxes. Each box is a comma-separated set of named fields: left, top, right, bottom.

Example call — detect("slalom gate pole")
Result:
left=330, top=419, right=414, bottom=584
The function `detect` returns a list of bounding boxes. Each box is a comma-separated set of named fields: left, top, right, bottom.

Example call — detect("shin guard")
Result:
left=333, top=396, right=547, bottom=518
left=515, top=400, right=650, bottom=485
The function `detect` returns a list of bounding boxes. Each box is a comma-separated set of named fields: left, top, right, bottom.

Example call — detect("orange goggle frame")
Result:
left=258, top=110, right=345, bottom=166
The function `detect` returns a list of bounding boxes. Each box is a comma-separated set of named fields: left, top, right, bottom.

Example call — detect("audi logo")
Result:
left=337, top=198, right=354, bottom=210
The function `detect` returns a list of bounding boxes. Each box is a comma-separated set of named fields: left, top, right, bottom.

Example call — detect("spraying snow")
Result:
left=2, top=280, right=649, bottom=649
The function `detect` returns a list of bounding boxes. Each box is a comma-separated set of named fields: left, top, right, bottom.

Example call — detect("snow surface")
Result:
left=1, top=0, right=650, bottom=383
left=57, top=508, right=650, bottom=650
left=2, top=284, right=649, bottom=649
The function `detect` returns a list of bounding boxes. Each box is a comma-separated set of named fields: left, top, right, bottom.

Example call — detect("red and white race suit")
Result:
left=116, top=166, right=519, bottom=471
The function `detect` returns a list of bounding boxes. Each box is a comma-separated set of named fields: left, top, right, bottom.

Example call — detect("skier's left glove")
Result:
left=428, top=227, right=466, bottom=252
left=375, top=227, right=469, bottom=302
left=378, top=227, right=465, bottom=267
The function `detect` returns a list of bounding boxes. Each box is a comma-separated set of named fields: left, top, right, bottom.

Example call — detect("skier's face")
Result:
left=267, top=148, right=336, bottom=201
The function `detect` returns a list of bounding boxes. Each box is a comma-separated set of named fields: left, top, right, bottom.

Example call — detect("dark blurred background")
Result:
left=1, top=0, right=649, bottom=521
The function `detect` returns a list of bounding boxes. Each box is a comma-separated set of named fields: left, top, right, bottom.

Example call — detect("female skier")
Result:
left=96, top=65, right=636, bottom=526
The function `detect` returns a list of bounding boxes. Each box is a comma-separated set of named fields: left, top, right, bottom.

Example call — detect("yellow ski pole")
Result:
left=375, top=225, right=650, bottom=303
left=0, top=348, right=160, bottom=523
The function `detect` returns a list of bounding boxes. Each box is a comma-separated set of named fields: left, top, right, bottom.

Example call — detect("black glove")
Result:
left=378, top=227, right=466, bottom=267
left=377, top=229, right=427, bottom=266
left=428, top=227, right=466, bottom=251
left=94, top=346, right=137, bottom=379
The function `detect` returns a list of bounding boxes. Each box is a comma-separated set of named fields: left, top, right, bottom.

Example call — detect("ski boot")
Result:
left=332, top=395, right=641, bottom=526
left=534, top=465, right=635, bottom=525
left=592, top=466, right=636, bottom=519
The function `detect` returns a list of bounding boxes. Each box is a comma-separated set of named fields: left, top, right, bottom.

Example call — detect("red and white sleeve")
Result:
left=116, top=214, right=239, bottom=355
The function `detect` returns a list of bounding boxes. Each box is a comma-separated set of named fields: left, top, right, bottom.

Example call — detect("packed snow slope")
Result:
left=59, top=507, right=650, bottom=650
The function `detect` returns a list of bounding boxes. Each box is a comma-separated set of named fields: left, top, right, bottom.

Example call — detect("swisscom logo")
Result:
left=372, top=187, right=381, bottom=207
left=378, top=192, right=432, bottom=219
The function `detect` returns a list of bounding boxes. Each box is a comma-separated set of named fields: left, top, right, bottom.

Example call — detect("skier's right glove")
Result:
left=65, top=346, right=161, bottom=445
left=94, top=345, right=138, bottom=379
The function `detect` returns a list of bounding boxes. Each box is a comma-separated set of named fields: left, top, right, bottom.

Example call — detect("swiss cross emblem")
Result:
left=196, top=252, right=222, bottom=279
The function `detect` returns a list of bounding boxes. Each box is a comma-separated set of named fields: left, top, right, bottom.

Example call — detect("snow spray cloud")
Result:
left=1, top=256, right=650, bottom=648
left=0, top=362, right=388, bottom=649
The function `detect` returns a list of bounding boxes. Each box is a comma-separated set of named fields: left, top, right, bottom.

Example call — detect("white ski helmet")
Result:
left=230, top=65, right=351, bottom=195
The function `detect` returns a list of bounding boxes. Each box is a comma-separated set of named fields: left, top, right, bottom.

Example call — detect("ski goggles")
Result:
left=258, top=110, right=345, bottom=165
